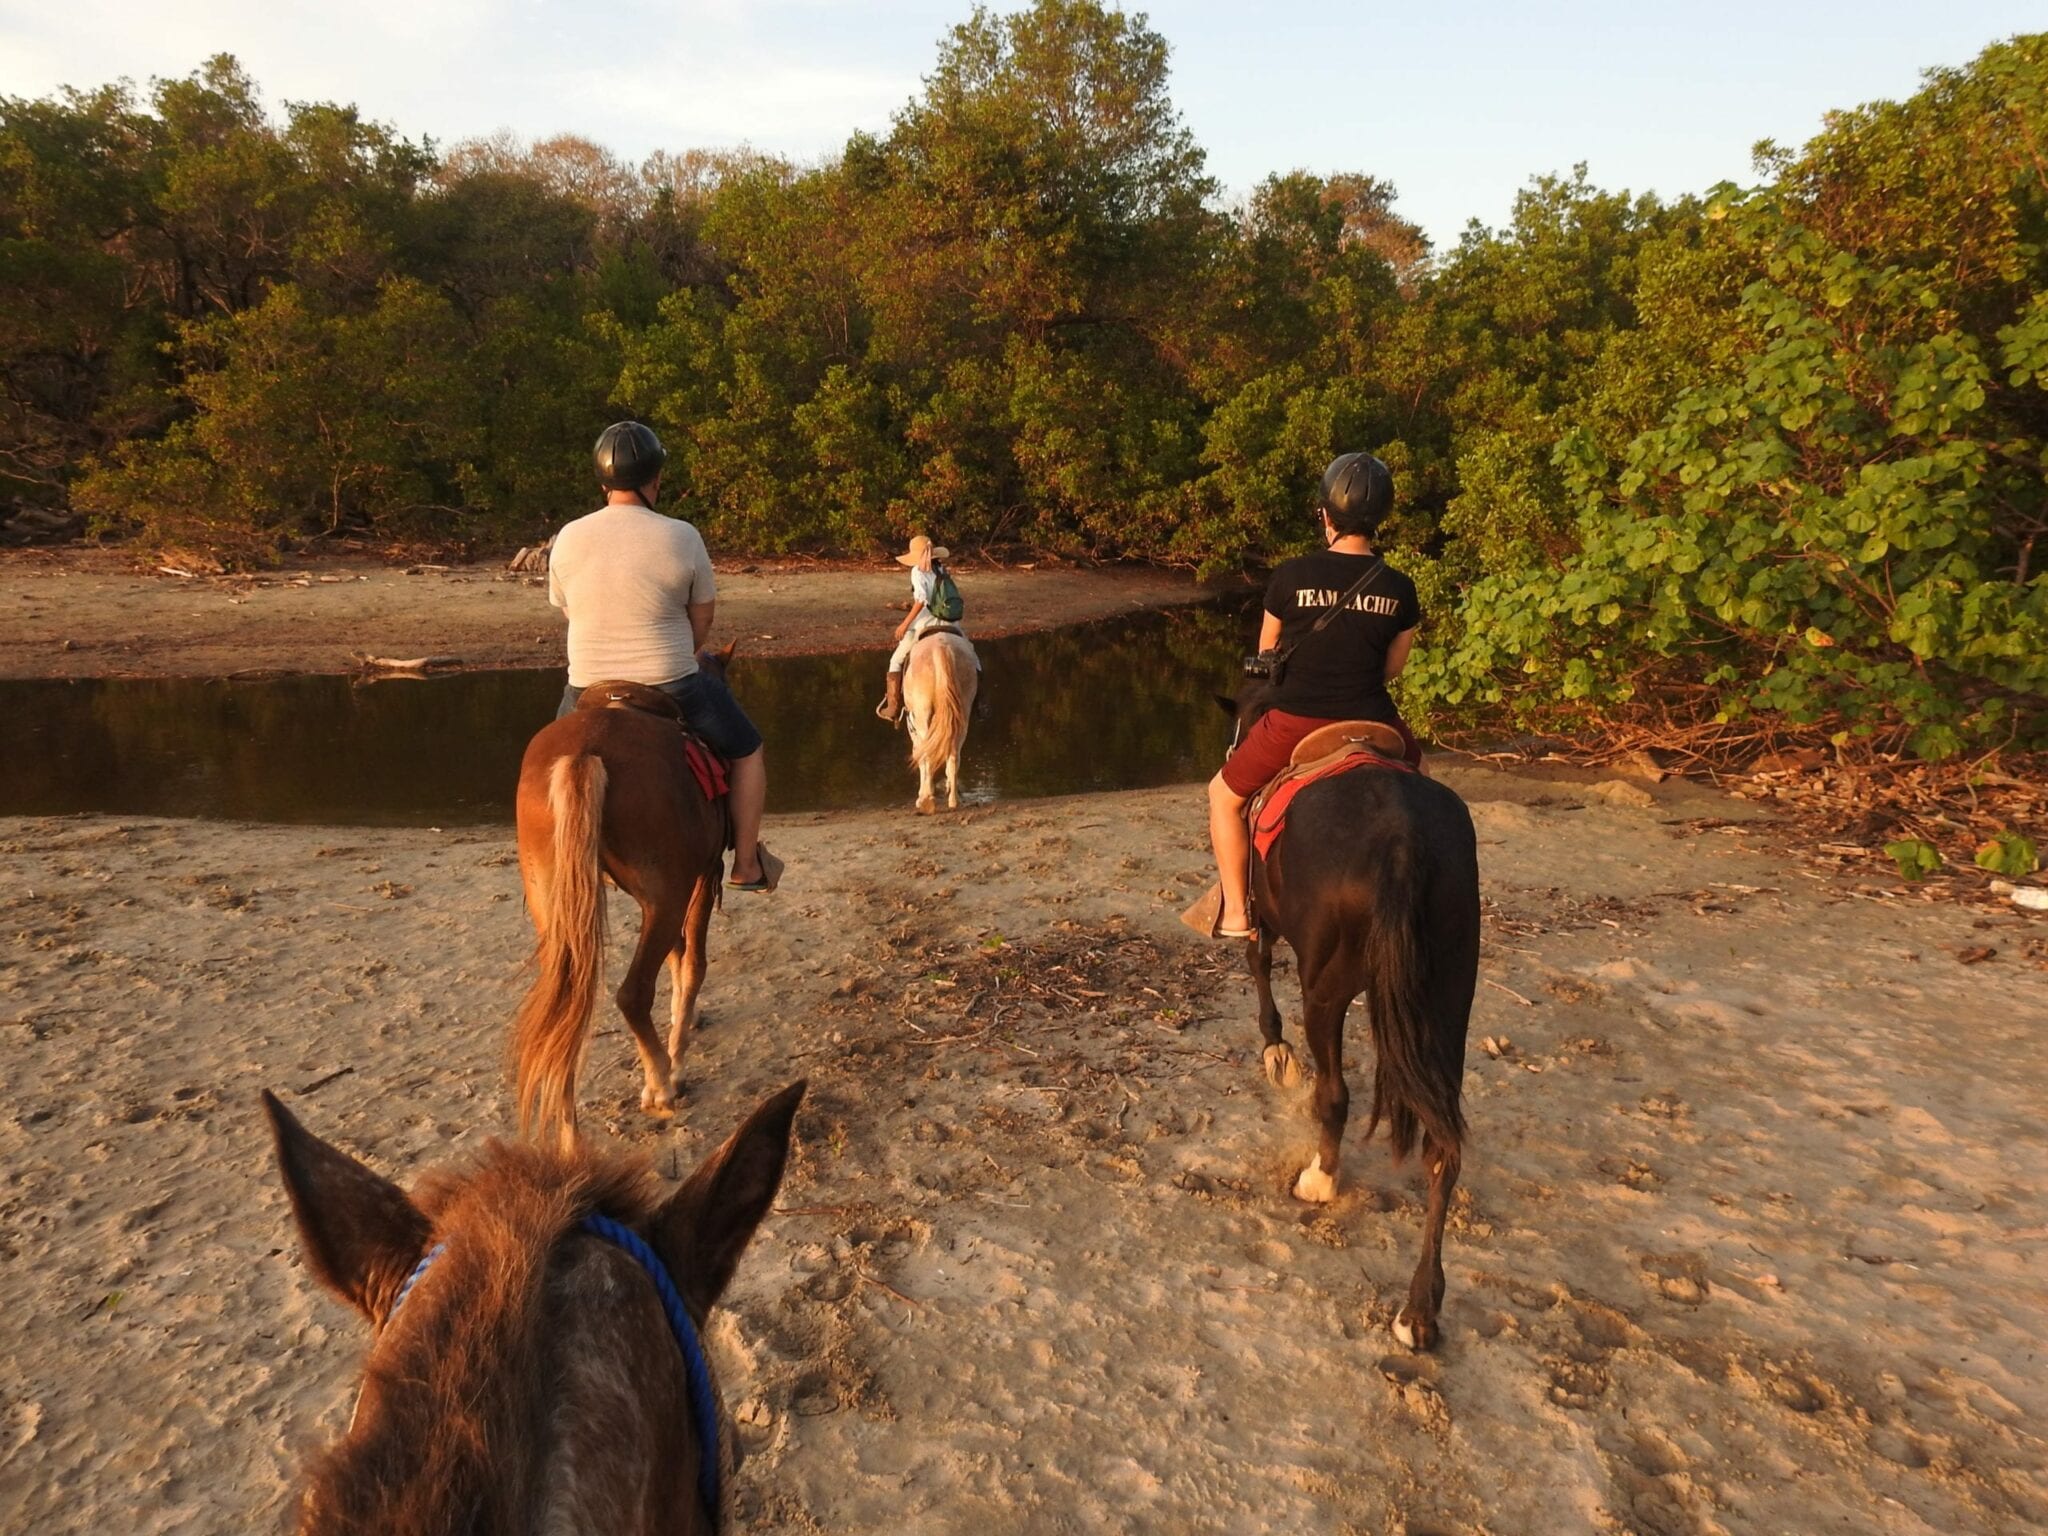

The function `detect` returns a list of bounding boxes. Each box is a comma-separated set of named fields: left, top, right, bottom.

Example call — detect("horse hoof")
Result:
left=640, top=1087, right=677, bottom=1116
left=1262, top=1043, right=1302, bottom=1090
left=1392, top=1311, right=1439, bottom=1352
left=1292, top=1156, right=1337, bottom=1204
left=916, top=802, right=935, bottom=816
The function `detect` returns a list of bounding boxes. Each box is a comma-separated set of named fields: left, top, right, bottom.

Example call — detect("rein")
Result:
left=379, top=1214, right=723, bottom=1520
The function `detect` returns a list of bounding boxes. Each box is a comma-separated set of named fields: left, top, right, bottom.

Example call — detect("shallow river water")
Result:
left=2, top=601, right=1259, bottom=825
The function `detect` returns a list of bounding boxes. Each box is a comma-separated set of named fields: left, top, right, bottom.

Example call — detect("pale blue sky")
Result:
left=1, top=1, right=2038, bottom=250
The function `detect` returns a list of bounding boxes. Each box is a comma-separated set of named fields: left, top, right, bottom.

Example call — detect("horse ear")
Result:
left=262, top=1090, right=432, bottom=1324
left=720, top=639, right=738, bottom=666
left=652, top=1081, right=805, bottom=1316
left=1214, top=693, right=1240, bottom=718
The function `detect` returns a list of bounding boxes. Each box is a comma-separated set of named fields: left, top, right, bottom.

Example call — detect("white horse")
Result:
left=902, top=629, right=978, bottom=812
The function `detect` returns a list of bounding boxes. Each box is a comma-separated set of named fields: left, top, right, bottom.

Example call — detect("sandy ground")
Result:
left=0, top=548, right=1207, bottom=679
left=2, top=768, right=2043, bottom=1535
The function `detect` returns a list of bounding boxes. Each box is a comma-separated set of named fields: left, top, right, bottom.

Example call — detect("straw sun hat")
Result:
left=894, top=534, right=950, bottom=566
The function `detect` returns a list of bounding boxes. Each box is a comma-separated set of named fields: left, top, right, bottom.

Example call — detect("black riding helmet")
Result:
left=1318, top=451, right=1393, bottom=535
left=594, top=421, right=667, bottom=493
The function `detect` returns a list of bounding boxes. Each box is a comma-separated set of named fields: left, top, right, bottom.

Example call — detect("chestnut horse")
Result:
left=512, top=648, right=733, bottom=1147
left=264, top=1080, right=804, bottom=1534
left=903, top=628, right=978, bottom=813
left=1223, top=684, right=1480, bottom=1350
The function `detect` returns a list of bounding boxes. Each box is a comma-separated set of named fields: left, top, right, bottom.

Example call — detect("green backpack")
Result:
left=927, top=561, right=964, bottom=623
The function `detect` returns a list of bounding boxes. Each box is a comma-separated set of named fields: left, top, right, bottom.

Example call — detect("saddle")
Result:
left=577, top=680, right=684, bottom=721
left=916, top=623, right=966, bottom=641
left=576, top=679, right=731, bottom=806
left=1287, top=719, right=1409, bottom=770
left=1248, top=721, right=1418, bottom=863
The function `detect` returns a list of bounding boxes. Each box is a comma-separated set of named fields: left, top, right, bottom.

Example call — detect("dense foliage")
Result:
left=2, top=7, right=2042, bottom=752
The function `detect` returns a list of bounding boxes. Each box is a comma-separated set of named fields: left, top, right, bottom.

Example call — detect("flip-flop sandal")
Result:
left=727, top=843, right=785, bottom=894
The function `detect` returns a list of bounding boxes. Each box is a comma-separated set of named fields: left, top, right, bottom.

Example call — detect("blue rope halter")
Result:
left=578, top=1213, right=723, bottom=1517
left=383, top=1216, right=722, bottom=1518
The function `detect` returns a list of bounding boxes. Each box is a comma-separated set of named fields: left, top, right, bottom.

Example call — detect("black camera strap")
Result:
left=1268, top=555, right=1386, bottom=673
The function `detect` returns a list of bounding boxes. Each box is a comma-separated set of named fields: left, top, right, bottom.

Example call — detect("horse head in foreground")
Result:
left=903, top=628, right=977, bottom=812
left=513, top=645, right=736, bottom=1146
left=264, top=1079, right=805, bottom=1534
left=1219, top=683, right=1480, bottom=1350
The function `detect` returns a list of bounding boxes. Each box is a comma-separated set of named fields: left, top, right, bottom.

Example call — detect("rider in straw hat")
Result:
left=876, top=533, right=967, bottom=723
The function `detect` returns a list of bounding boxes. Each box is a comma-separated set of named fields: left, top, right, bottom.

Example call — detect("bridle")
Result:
left=373, top=1213, right=724, bottom=1521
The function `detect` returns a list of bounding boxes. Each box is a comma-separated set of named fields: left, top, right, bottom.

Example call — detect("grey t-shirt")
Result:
left=548, top=503, right=717, bottom=688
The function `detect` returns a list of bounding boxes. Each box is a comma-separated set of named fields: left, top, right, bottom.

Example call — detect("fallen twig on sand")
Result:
left=855, top=1263, right=922, bottom=1309
left=296, top=1065, right=356, bottom=1095
left=1485, top=979, right=1537, bottom=1007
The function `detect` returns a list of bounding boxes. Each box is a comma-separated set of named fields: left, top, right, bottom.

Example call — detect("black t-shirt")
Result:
left=1263, top=550, right=1422, bottom=722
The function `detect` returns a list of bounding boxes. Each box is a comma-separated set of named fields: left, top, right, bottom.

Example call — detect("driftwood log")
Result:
left=351, top=653, right=462, bottom=672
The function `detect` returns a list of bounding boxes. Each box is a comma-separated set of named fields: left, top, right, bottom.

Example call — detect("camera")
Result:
left=1242, top=648, right=1280, bottom=680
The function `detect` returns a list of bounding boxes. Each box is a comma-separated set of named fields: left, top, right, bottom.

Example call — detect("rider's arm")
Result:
left=1384, top=626, right=1417, bottom=681
left=689, top=601, right=715, bottom=650
left=1258, top=612, right=1283, bottom=651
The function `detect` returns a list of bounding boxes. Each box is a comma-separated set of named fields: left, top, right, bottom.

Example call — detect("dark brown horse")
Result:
left=1223, top=686, right=1480, bottom=1350
left=263, top=1080, right=804, bottom=1534
left=512, top=648, right=734, bottom=1147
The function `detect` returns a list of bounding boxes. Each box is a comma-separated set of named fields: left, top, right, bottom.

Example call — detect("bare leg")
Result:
left=1252, top=928, right=1300, bottom=1087
left=1292, top=980, right=1352, bottom=1203
left=616, top=900, right=686, bottom=1114
left=1394, top=1135, right=1462, bottom=1351
left=1207, top=772, right=1251, bottom=934
left=727, top=748, right=766, bottom=884
left=666, top=872, right=718, bottom=1064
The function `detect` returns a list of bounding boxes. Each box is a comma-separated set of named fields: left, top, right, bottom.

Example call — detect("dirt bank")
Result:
left=2, top=769, right=2042, bottom=1534
left=0, top=547, right=1211, bottom=679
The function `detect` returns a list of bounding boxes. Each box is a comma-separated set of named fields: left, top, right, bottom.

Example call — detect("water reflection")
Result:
left=2, top=601, right=1258, bottom=825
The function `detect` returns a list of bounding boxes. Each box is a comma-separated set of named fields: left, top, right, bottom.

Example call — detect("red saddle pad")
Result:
left=1252, top=751, right=1415, bottom=861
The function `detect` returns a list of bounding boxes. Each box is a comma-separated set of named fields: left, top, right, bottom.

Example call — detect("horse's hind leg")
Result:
left=1291, top=977, right=1353, bottom=1204
left=945, top=749, right=961, bottom=810
left=665, top=871, right=718, bottom=1068
left=1252, top=930, right=1300, bottom=1088
left=1395, top=1135, right=1462, bottom=1351
left=618, top=898, right=687, bottom=1115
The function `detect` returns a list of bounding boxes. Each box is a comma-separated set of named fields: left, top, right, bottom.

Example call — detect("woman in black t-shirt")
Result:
left=1205, top=452, right=1423, bottom=938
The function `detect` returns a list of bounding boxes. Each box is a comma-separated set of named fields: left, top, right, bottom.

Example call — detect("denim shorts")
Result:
left=557, top=671, right=764, bottom=760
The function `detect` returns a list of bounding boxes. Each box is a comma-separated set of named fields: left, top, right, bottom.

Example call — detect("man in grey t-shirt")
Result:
left=549, top=421, right=776, bottom=891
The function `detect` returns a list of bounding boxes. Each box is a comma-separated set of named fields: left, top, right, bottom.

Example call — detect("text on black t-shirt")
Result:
left=1261, top=550, right=1422, bottom=723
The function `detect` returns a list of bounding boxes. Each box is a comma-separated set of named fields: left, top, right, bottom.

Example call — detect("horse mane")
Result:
left=298, top=1139, right=662, bottom=1535
left=1236, top=676, right=1279, bottom=733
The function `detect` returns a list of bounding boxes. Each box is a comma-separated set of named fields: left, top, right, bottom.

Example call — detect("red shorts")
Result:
left=1220, top=708, right=1421, bottom=797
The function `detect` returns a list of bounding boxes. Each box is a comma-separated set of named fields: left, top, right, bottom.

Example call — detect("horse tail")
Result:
left=513, top=754, right=608, bottom=1144
left=1361, top=839, right=1466, bottom=1164
left=911, top=640, right=969, bottom=773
